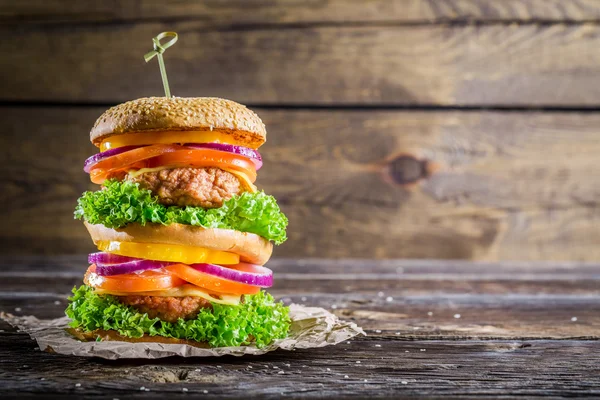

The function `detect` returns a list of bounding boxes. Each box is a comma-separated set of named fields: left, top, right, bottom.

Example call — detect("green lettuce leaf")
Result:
left=74, top=179, right=288, bottom=244
left=65, top=285, right=291, bottom=348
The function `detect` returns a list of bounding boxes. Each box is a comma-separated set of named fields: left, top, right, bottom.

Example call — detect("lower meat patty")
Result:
left=118, top=295, right=212, bottom=322
left=128, top=167, right=243, bottom=208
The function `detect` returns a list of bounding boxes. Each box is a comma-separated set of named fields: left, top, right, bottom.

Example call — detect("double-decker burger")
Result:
left=66, top=97, right=290, bottom=348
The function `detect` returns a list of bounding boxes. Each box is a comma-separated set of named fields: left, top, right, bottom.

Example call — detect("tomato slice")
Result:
left=97, top=241, right=240, bottom=265
left=147, top=149, right=257, bottom=182
left=84, top=264, right=185, bottom=292
left=164, top=264, right=260, bottom=295
left=89, top=144, right=182, bottom=184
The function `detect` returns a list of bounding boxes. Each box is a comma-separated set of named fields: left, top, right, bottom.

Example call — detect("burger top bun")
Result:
left=90, top=97, right=267, bottom=149
left=84, top=222, right=274, bottom=266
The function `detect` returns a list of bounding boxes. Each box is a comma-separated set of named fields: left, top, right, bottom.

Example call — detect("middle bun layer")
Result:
left=85, top=222, right=273, bottom=265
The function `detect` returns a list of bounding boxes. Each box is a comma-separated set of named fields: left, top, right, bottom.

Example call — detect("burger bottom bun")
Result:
left=67, top=328, right=210, bottom=348
left=84, top=222, right=273, bottom=265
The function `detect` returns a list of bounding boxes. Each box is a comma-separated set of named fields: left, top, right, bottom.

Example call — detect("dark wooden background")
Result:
left=2, top=0, right=600, bottom=261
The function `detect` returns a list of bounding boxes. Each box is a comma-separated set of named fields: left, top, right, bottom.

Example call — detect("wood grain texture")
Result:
left=4, top=22, right=600, bottom=105
left=1, top=257, right=599, bottom=398
left=3, top=0, right=600, bottom=24
left=1, top=107, right=599, bottom=260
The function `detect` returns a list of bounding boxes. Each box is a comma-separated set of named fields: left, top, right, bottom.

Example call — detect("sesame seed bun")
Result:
left=84, top=222, right=273, bottom=265
left=90, top=97, right=267, bottom=149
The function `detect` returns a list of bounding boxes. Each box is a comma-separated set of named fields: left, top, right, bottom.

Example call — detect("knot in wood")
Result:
left=389, top=155, right=428, bottom=185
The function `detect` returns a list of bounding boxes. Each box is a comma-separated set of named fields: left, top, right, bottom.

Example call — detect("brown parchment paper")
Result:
left=1, top=304, right=365, bottom=359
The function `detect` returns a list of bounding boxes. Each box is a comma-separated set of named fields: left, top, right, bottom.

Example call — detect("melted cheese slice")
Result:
left=94, top=284, right=242, bottom=306
left=127, top=166, right=257, bottom=193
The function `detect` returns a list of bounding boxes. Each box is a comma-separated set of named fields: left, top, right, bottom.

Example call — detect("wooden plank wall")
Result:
left=1, top=0, right=599, bottom=260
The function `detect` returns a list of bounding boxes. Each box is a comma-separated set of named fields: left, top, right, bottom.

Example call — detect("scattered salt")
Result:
left=356, top=361, right=361, bottom=364
left=247, top=366, right=252, bottom=369
left=401, top=381, right=408, bottom=385
left=344, top=375, right=349, bottom=379
left=427, top=311, right=433, bottom=316
left=182, top=388, right=188, bottom=392
left=375, top=330, right=382, bottom=333
left=301, top=296, right=307, bottom=301
left=273, top=366, right=279, bottom=369
left=327, top=368, right=331, bottom=371
left=75, top=383, right=81, bottom=387
left=331, top=304, right=338, bottom=309
left=14, top=308, right=22, bottom=312
left=54, top=301, right=60, bottom=305
left=377, top=292, right=384, bottom=297
left=278, top=371, right=285, bottom=374
left=386, top=296, right=393, bottom=302
left=203, top=390, right=208, bottom=394
left=420, top=349, right=426, bottom=352
left=571, top=317, right=578, bottom=322
left=454, top=314, right=461, bottom=319
left=140, top=387, right=145, bottom=391
left=375, top=344, right=381, bottom=347
left=364, top=379, right=368, bottom=382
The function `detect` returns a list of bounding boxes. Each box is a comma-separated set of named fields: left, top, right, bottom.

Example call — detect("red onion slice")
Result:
left=189, top=263, right=273, bottom=288
left=184, top=143, right=263, bottom=170
left=89, top=252, right=173, bottom=276
left=83, top=145, right=146, bottom=173
left=88, top=253, right=273, bottom=288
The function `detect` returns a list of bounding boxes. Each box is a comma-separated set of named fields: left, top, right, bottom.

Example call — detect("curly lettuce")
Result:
left=66, top=285, right=290, bottom=348
left=74, top=179, right=288, bottom=244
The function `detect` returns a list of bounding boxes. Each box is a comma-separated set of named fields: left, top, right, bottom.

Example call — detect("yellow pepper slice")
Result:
left=96, top=241, right=240, bottom=265
left=100, top=131, right=243, bottom=151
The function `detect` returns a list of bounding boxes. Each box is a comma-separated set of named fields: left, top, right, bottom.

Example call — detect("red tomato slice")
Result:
left=147, top=149, right=257, bottom=182
left=164, top=264, right=260, bottom=295
left=84, top=264, right=186, bottom=292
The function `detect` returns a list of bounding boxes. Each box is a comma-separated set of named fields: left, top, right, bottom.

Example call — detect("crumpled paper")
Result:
left=1, top=305, right=364, bottom=359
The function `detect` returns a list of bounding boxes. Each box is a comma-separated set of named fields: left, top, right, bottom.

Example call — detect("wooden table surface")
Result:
left=1, top=256, right=599, bottom=398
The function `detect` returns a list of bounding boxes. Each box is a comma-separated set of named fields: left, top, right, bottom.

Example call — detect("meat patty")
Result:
left=129, top=167, right=242, bottom=208
left=118, top=295, right=212, bottom=323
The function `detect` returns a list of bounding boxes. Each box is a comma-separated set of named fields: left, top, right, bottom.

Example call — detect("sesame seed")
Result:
left=301, top=296, right=307, bottom=301
left=327, top=368, right=331, bottom=371
left=427, top=311, right=433, bottom=316
left=377, top=291, right=384, bottom=297
left=356, top=361, right=361, bottom=364
left=285, top=363, right=291, bottom=367
left=145, top=389, right=150, bottom=392
left=203, top=390, right=208, bottom=394
left=195, top=369, right=201, bottom=372
left=273, top=366, right=279, bottom=369
left=14, top=308, right=21, bottom=312
left=75, top=383, right=81, bottom=387
left=420, top=349, right=426, bottom=352
left=331, top=304, right=338, bottom=309
left=386, top=296, right=393, bottom=302
left=454, top=314, right=461, bottom=319
left=140, top=387, right=145, bottom=391
left=54, top=301, right=61, bottom=305
left=113, top=398, right=120, bottom=400
left=182, top=388, right=188, bottom=392
left=401, top=381, right=408, bottom=384
left=40, top=378, right=45, bottom=381
left=278, top=371, right=285, bottom=374
left=375, top=344, right=382, bottom=347
left=375, top=330, right=382, bottom=333
left=395, top=332, right=401, bottom=335
left=247, top=366, right=252, bottom=369
left=571, top=317, right=578, bottom=322
left=217, top=365, right=222, bottom=368
left=413, top=327, right=420, bottom=330
left=364, top=379, right=368, bottom=382
left=344, top=375, right=349, bottom=379
left=405, top=350, right=409, bottom=353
